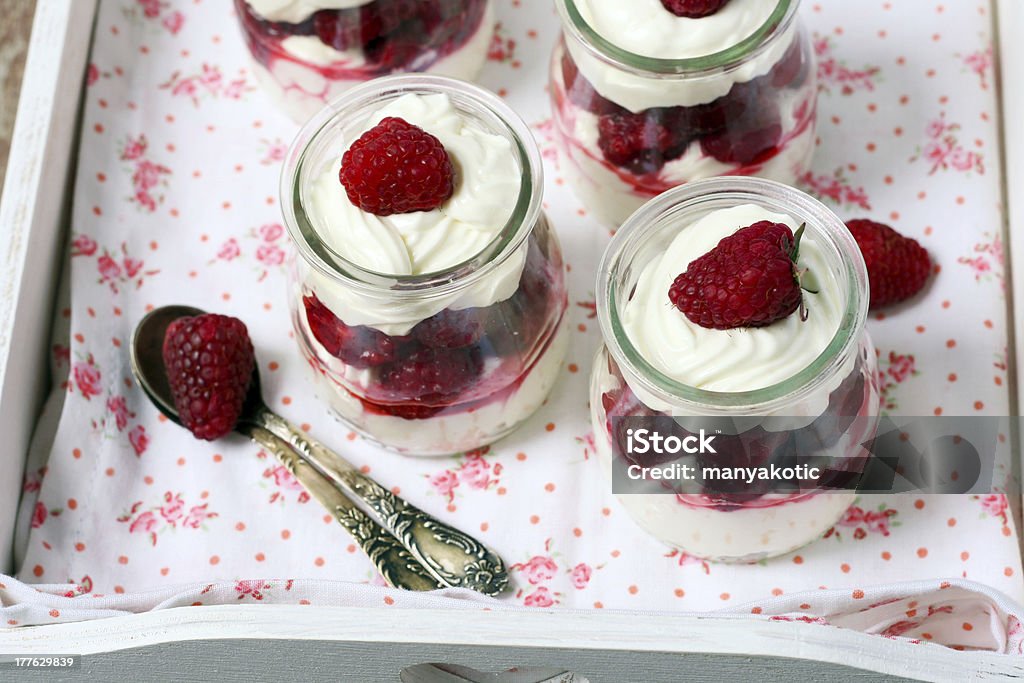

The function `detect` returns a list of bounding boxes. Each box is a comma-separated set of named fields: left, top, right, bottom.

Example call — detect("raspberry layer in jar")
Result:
left=235, top=0, right=494, bottom=123
left=282, top=75, right=569, bottom=456
left=551, top=0, right=817, bottom=227
left=591, top=178, right=880, bottom=562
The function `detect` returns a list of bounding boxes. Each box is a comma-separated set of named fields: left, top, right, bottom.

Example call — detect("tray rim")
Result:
left=0, top=0, right=1021, bottom=671
left=2, top=604, right=1023, bottom=680
left=0, top=0, right=99, bottom=576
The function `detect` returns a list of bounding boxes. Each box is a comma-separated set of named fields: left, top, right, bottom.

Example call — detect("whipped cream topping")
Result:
left=305, top=92, right=526, bottom=335
left=565, top=0, right=795, bottom=111
left=575, top=0, right=779, bottom=60
left=246, top=0, right=372, bottom=24
left=622, top=204, right=843, bottom=393
left=311, top=92, right=520, bottom=274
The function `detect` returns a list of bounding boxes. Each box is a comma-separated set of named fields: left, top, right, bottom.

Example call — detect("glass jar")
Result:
left=282, top=75, right=569, bottom=456
left=551, top=0, right=817, bottom=227
left=235, top=0, right=495, bottom=123
left=591, top=178, right=879, bottom=562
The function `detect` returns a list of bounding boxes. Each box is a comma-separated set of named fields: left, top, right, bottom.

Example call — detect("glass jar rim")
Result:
left=555, top=0, right=796, bottom=76
left=280, top=74, right=544, bottom=299
left=596, top=177, right=870, bottom=413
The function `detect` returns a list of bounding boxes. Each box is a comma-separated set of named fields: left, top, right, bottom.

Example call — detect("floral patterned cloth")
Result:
left=2, top=0, right=1022, bottom=655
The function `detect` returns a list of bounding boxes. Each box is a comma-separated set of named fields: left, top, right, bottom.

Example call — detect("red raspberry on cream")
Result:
left=339, top=116, right=455, bottom=216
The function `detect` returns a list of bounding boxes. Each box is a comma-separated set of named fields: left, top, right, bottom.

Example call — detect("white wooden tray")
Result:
left=1, top=1, right=1023, bottom=680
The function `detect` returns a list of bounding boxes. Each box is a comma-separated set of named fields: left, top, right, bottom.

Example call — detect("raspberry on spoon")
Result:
left=162, top=314, right=255, bottom=441
left=340, top=116, right=455, bottom=216
left=660, top=0, right=731, bottom=18
left=669, top=221, right=805, bottom=330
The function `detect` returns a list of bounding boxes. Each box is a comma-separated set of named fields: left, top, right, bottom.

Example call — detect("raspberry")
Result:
left=358, top=0, right=420, bottom=43
left=770, top=39, right=808, bottom=89
left=560, top=51, right=624, bottom=116
left=312, top=9, right=361, bottom=51
left=303, top=295, right=401, bottom=368
left=794, top=370, right=866, bottom=452
left=659, top=0, right=731, bottom=18
left=362, top=398, right=446, bottom=420
left=481, top=237, right=556, bottom=358
left=597, top=111, right=687, bottom=174
left=516, top=235, right=555, bottom=309
left=364, top=35, right=423, bottom=70
left=699, top=105, right=782, bottom=165
left=602, top=385, right=660, bottom=465
left=694, top=429, right=792, bottom=503
left=340, top=117, right=455, bottom=216
left=687, top=80, right=761, bottom=135
left=310, top=1, right=479, bottom=69
left=162, top=314, right=255, bottom=441
left=413, top=308, right=484, bottom=349
left=846, top=219, right=931, bottom=309
left=668, top=221, right=804, bottom=329
left=378, top=346, right=483, bottom=402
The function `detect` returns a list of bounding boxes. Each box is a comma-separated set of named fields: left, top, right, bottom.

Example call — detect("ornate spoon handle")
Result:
left=253, top=408, right=509, bottom=596
left=239, top=424, right=443, bottom=593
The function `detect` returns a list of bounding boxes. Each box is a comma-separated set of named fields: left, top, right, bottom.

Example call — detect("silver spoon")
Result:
left=131, top=305, right=508, bottom=596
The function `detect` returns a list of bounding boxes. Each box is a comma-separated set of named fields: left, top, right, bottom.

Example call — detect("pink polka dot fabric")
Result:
left=3, top=0, right=1023, bottom=653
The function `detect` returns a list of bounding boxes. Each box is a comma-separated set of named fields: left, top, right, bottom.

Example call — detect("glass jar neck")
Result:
left=556, top=0, right=797, bottom=77
left=596, top=177, right=869, bottom=414
left=281, top=74, right=543, bottom=302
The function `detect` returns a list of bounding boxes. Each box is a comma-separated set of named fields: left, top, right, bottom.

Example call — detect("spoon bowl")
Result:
left=130, top=304, right=205, bottom=424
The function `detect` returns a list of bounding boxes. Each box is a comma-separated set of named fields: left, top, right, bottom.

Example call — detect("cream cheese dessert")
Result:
left=622, top=205, right=842, bottom=394
left=236, top=0, right=495, bottom=122
left=592, top=180, right=880, bottom=562
left=283, top=78, right=569, bottom=456
left=551, top=0, right=817, bottom=226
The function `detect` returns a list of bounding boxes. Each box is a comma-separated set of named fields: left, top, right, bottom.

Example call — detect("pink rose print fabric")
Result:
left=3, top=0, right=1023, bottom=656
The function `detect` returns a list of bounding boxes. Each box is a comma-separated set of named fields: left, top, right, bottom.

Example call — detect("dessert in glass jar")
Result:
left=282, top=75, right=569, bottom=456
left=235, top=0, right=495, bottom=122
left=591, top=177, right=879, bottom=562
left=551, top=0, right=817, bottom=227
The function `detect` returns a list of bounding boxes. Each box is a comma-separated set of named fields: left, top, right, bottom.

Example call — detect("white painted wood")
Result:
left=998, top=4, right=1024, bottom=529
left=0, top=639, right=916, bottom=682
left=0, top=605, right=1020, bottom=682
left=0, top=0, right=98, bottom=575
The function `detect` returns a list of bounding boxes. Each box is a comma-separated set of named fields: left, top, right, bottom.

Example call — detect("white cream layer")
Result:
left=622, top=204, right=842, bottom=393
left=246, top=0, right=372, bottom=24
